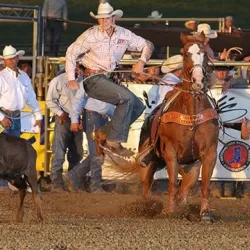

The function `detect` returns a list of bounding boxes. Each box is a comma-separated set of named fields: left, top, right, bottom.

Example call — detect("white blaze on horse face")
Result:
left=188, top=44, right=204, bottom=87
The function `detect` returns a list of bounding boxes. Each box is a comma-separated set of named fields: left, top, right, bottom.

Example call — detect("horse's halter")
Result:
left=182, top=42, right=208, bottom=93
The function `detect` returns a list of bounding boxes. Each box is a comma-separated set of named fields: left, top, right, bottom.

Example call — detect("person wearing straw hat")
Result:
left=0, top=45, right=42, bottom=137
left=65, top=1, right=154, bottom=158
left=156, top=55, right=183, bottom=105
left=184, top=20, right=198, bottom=31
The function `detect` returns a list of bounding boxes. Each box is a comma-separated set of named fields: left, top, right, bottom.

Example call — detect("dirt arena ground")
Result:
left=0, top=187, right=250, bottom=250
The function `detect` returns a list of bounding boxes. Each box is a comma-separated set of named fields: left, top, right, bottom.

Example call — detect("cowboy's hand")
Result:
left=220, top=48, right=228, bottom=60
left=34, top=119, right=42, bottom=128
left=70, top=123, right=79, bottom=132
left=63, top=22, right=68, bottom=31
left=135, top=74, right=148, bottom=83
left=68, top=80, right=79, bottom=90
left=244, top=56, right=250, bottom=62
left=132, top=60, right=145, bottom=76
left=58, top=112, right=68, bottom=124
left=1, top=117, right=12, bottom=129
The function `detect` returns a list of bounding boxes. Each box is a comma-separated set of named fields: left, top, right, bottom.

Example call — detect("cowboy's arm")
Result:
left=46, top=77, right=64, bottom=116
left=70, top=82, right=86, bottom=124
left=65, top=33, right=90, bottom=82
left=128, top=32, right=154, bottom=62
left=25, top=77, right=42, bottom=121
left=127, top=32, right=154, bottom=73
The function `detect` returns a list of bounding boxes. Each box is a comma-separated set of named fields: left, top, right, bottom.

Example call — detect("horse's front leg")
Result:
left=200, top=145, right=217, bottom=223
left=163, top=144, right=179, bottom=214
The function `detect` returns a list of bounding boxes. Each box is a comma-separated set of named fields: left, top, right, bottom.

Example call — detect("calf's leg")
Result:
left=17, top=189, right=26, bottom=222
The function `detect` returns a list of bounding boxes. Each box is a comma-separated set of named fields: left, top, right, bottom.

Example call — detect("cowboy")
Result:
left=63, top=77, right=115, bottom=193
left=136, top=55, right=183, bottom=166
left=156, top=55, right=183, bottom=105
left=42, top=0, right=68, bottom=56
left=65, top=2, right=154, bottom=157
left=0, top=45, right=42, bottom=188
left=46, top=66, right=84, bottom=191
left=0, top=45, right=42, bottom=137
left=148, top=10, right=163, bottom=26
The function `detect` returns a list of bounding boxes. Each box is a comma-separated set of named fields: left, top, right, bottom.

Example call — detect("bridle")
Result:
left=182, top=42, right=209, bottom=94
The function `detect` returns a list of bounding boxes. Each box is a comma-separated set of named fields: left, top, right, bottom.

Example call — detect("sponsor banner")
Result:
left=114, top=84, right=250, bottom=181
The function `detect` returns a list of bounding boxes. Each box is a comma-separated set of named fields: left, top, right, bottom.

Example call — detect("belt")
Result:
left=1, top=109, right=20, bottom=117
left=85, top=68, right=107, bottom=76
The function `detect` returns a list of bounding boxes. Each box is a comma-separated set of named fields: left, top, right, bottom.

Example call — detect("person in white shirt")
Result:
left=0, top=45, right=42, bottom=137
left=155, top=55, right=183, bottom=106
left=0, top=45, right=42, bottom=188
left=46, top=67, right=84, bottom=190
left=138, top=55, right=183, bottom=167
left=65, top=2, right=154, bottom=158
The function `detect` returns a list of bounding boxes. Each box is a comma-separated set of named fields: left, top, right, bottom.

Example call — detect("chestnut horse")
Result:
left=138, top=32, right=219, bottom=222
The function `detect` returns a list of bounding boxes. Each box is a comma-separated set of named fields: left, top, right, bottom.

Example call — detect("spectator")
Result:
left=224, top=16, right=241, bottom=33
left=46, top=66, right=84, bottom=191
left=148, top=10, right=163, bottom=26
left=184, top=20, right=198, bottom=31
left=194, top=23, right=228, bottom=61
left=147, top=10, right=166, bottom=59
left=18, top=60, right=32, bottom=78
left=42, top=0, right=68, bottom=56
left=0, top=59, right=5, bottom=71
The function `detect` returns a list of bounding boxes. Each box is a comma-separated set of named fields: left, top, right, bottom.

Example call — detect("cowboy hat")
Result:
left=225, top=16, right=233, bottom=21
left=195, top=23, right=217, bottom=39
left=185, top=20, right=197, bottom=29
left=161, top=55, right=183, bottom=74
left=0, top=45, right=25, bottom=60
left=90, top=2, right=123, bottom=19
left=148, top=10, right=162, bottom=19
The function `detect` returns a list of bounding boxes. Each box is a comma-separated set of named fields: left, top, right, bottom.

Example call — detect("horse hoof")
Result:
left=200, top=210, right=214, bottom=224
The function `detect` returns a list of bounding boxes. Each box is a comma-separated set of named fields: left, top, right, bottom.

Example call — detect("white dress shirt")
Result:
left=0, top=67, right=42, bottom=121
left=155, top=72, right=181, bottom=106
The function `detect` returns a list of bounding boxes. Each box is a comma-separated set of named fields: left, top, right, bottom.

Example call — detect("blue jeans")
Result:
left=84, top=75, right=145, bottom=142
left=51, top=116, right=83, bottom=186
left=67, top=111, right=108, bottom=191
left=4, top=112, right=21, bottom=137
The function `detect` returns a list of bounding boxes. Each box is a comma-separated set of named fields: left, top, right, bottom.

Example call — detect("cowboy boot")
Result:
left=241, top=118, right=250, bottom=140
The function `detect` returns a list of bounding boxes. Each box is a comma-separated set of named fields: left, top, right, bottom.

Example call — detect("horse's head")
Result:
left=180, top=32, right=208, bottom=92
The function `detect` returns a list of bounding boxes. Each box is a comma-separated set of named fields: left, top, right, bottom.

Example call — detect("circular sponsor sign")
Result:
left=219, top=141, right=250, bottom=172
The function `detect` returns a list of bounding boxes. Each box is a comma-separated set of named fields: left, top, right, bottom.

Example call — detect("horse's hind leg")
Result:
left=17, top=189, right=26, bottom=222
left=140, top=162, right=156, bottom=200
left=177, top=165, right=200, bottom=204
